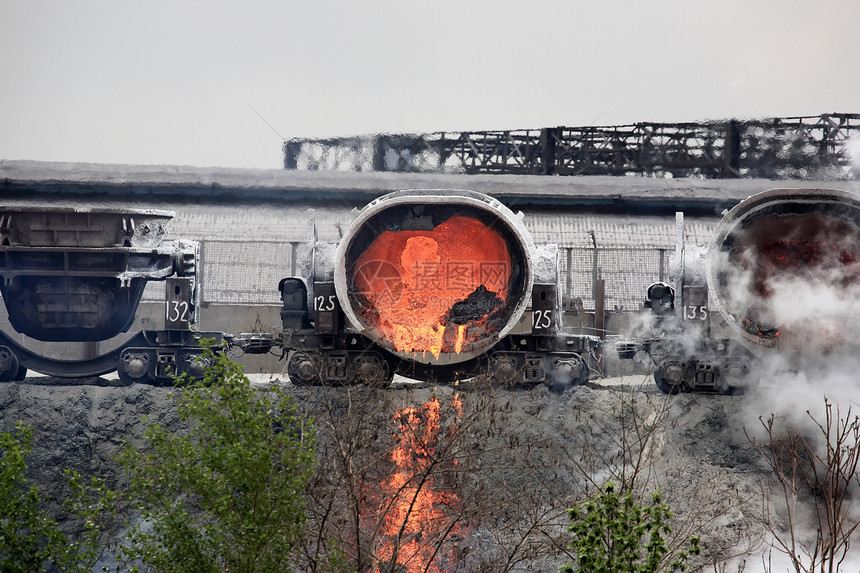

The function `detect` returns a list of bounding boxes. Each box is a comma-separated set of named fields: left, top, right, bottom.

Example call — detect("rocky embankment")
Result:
left=1, top=372, right=852, bottom=571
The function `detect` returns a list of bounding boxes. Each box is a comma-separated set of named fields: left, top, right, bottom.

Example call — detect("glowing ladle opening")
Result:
left=722, top=212, right=860, bottom=348
left=352, top=216, right=511, bottom=358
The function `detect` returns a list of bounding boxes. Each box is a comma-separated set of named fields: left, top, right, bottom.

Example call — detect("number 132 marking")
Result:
left=166, top=301, right=189, bottom=322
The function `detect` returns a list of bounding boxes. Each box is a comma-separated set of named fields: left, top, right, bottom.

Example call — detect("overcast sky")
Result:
left=1, top=0, right=858, bottom=170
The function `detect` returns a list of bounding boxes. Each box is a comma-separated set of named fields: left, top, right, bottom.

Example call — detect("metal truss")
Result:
left=283, top=113, right=860, bottom=179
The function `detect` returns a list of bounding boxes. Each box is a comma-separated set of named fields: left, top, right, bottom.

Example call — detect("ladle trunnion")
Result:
left=240, top=189, right=600, bottom=388
left=0, top=206, right=225, bottom=384
left=616, top=188, right=860, bottom=394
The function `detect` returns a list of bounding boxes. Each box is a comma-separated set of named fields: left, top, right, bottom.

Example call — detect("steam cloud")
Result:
left=710, top=211, right=860, bottom=571
left=716, top=229, right=860, bottom=353
left=846, top=132, right=860, bottom=179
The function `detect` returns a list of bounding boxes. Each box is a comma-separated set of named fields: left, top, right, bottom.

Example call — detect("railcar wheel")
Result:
left=287, top=352, right=322, bottom=385
left=14, top=365, right=27, bottom=381
left=0, top=346, right=21, bottom=382
left=718, top=375, right=759, bottom=395
left=118, top=349, right=154, bottom=386
left=350, top=353, right=393, bottom=388
left=654, top=360, right=688, bottom=395
left=179, top=351, right=211, bottom=381
left=485, top=354, right=523, bottom=389
left=717, top=362, right=757, bottom=395
left=547, top=354, right=588, bottom=394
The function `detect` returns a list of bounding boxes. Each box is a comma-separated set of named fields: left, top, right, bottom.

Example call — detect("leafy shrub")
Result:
left=117, top=342, right=316, bottom=573
left=562, top=482, right=700, bottom=573
left=0, top=422, right=114, bottom=573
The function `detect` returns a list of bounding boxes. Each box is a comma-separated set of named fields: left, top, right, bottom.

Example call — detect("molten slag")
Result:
left=353, top=216, right=510, bottom=358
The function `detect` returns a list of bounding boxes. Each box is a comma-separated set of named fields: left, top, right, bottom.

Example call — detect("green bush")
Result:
left=117, top=342, right=316, bottom=573
left=562, top=482, right=700, bottom=573
left=0, top=421, right=62, bottom=573
left=0, top=422, right=114, bottom=573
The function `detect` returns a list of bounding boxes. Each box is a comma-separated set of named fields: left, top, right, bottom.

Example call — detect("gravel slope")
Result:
left=1, top=371, right=856, bottom=571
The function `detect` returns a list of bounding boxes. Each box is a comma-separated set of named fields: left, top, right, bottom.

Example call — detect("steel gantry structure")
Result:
left=283, top=113, right=860, bottom=179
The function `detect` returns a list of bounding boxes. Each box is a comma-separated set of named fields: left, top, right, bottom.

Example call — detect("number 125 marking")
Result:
left=533, top=309, right=553, bottom=329
left=314, top=295, right=336, bottom=312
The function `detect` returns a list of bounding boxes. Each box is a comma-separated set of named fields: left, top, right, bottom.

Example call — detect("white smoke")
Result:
left=735, top=356, right=860, bottom=573
left=845, top=132, right=860, bottom=179
left=764, top=274, right=860, bottom=351
left=712, top=223, right=860, bottom=405
left=707, top=207, right=860, bottom=570
left=732, top=543, right=860, bottom=573
left=713, top=217, right=860, bottom=354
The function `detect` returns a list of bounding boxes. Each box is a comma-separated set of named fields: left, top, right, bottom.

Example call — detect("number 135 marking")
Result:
left=684, top=305, right=708, bottom=321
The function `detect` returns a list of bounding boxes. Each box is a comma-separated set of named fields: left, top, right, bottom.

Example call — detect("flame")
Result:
left=451, top=393, right=463, bottom=417
left=373, top=396, right=465, bottom=573
left=454, top=325, right=466, bottom=354
left=353, top=216, right=510, bottom=358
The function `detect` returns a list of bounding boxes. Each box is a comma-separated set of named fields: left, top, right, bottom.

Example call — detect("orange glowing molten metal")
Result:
left=374, top=395, right=464, bottom=573
left=353, top=216, right=511, bottom=358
